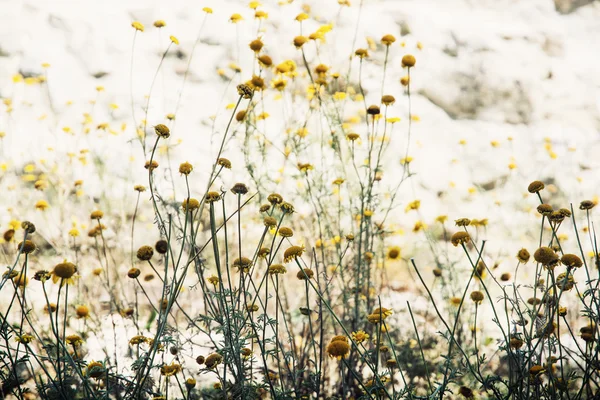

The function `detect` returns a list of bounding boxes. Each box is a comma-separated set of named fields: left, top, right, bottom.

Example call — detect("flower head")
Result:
left=132, top=21, right=145, bottom=32
left=233, top=257, right=253, bottom=273
left=533, top=247, right=559, bottom=268
left=450, top=231, right=470, bottom=247
left=179, top=162, right=193, bottom=175
left=326, top=339, right=350, bottom=359
left=17, top=240, right=36, bottom=254
left=154, top=124, right=170, bottom=138
left=401, top=54, right=416, bottom=68
left=296, top=268, right=314, bottom=280
left=284, top=245, right=304, bottom=262
left=351, top=330, right=369, bottom=343
left=527, top=180, right=545, bottom=193
left=137, top=245, right=154, bottom=261
left=204, top=353, right=223, bottom=369
left=52, top=261, right=77, bottom=284
left=381, top=34, right=396, bottom=46
left=517, top=248, right=530, bottom=263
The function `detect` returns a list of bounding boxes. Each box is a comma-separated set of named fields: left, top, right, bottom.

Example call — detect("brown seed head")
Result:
left=450, top=231, right=470, bottom=247
left=155, top=240, right=168, bottom=254
left=561, top=253, right=582, bottom=268
left=137, top=245, right=154, bottom=261
left=154, top=124, right=170, bottom=138
left=533, top=246, right=558, bottom=267
left=527, top=180, right=545, bottom=193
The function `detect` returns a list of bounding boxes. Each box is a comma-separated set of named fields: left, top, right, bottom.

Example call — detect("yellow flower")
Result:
left=160, top=363, right=182, bottom=376
left=296, top=12, right=309, bottom=21
left=413, top=221, right=426, bottom=232
left=351, top=330, right=369, bottom=344
left=153, top=20, right=166, bottom=28
left=66, top=334, right=84, bottom=347
left=131, top=21, right=145, bottom=32
left=405, top=200, right=420, bottom=212
left=203, top=7, right=213, bottom=13
left=15, top=334, right=35, bottom=344
left=170, top=36, right=179, bottom=45
left=51, top=261, right=77, bottom=285
left=230, top=13, right=243, bottom=23
left=35, top=200, right=49, bottom=211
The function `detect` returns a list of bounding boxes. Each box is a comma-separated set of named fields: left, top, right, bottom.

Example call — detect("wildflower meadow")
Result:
left=1, top=0, right=599, bottom=399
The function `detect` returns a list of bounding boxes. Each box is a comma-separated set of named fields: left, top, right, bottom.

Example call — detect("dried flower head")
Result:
left=470, top=291, right=484, bottom=304
left=346, top=133, right=360, bottom=141
left=144, top=160, right=159, bottom=171
left=527, top=180, right=545, bottom=193
left=237, top=84, right=254, bottom=99
left=268, top=193, right=283, bottom=205
left=296, top=268, right=314, bottom=280
left=517, top=248, right=530, bottom=263
left=367, top=105, right=380, bottom=115
left=148, top=242, right=165, bottom=258
left=217, top=158, right=232, bottom=169
left=205, top=192, right=221, bottom=203
left=127, top=268, right=141, bottom=279
left=233, top=257, right=253, bottom=273
left=263, top=216, right=277, bottom=228
left=326, top=339, right=350, bottom=359
left=22, top=221, right=36, bottom=234
left=134, top=185, right=146, bottom=192
left=451, top=231, right=470, bottom=247
left=153, top=20, right=166, bottom=28
left=182, top=198, right=200, bottom=211
left=455, top=218, right=471, bottom=227
left=284, top=245, right=304, bottom=262
left=537, top=204, right=553, bottom=216
left=17, top=240, right=36, bottom=254
left=179, top=162, right=193, bottom=175
left=160, top=363, right=182, bottom=376
left=556, top=272, right=575, bottom=291
left=154, top=124, right=170, bottom=138
left=509, top=337, right=524, bottom=349
left=137, top=246, right=154, bottom=261
left=381, top=95, right=395, bottom=106
left=205, top=353, right=223, bottom=369
left=231, top=183, right=249, bottom=195
left=561, top=253, right=582, bottom=268
left=580, top=200, right=595, bottom=210
left=278, top=227, right=293, bottom=237
left=533, top=247, right=559, bottom=268
left=268, top=264, right=286, bottom=275
left=280, top=202, right=295, bottom=214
